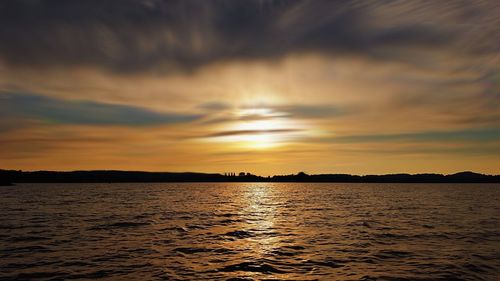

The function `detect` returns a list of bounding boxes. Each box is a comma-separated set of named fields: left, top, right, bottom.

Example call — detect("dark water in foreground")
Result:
left=1, top=183, right=499, bottom=281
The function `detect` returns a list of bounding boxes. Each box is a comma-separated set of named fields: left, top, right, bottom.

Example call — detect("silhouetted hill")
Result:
left=271, top=172, right=499, bottom=183
left=1, top=170, right=499, bottom=183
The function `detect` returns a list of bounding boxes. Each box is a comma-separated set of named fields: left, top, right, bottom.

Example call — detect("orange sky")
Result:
left=0, top=1, right=499, bottom=175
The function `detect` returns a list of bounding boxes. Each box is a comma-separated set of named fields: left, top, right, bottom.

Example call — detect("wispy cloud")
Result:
left=0, top=92, right=202, bottom=127
left=204, top=129, right=301, bottom=138
left=1, top=1, right=495, bottom=72
left=273, top=105, right=348, bottom=119
left=201, top=104, right=348, bottom=125
left=326, top=127, right=500, bottom=143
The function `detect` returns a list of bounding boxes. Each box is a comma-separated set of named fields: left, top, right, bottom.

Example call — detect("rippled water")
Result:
left=1, top=183, right=499, bottom=280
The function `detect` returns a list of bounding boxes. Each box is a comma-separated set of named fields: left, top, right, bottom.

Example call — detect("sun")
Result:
left=208, top=107, right=305, bottom=149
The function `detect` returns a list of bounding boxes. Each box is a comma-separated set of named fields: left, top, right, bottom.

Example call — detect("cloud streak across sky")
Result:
left=0, top=92, right=202, bottom=127
left=0, top=0, right=499, bottom=174
left=0, top=0, right=497, bottom=72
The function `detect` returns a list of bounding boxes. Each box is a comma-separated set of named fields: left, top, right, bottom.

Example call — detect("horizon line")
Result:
left=1, top=169, right=500, bottom=177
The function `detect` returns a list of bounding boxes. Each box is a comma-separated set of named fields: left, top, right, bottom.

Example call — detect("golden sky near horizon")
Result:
left=0, top=1, right=499, bottom=175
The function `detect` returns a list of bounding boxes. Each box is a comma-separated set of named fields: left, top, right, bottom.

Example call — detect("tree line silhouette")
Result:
left=1, top=170, right=499, bottom=185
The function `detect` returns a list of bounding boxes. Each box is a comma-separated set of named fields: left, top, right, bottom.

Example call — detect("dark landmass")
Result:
left=0, top=180, right=13, bottom=186
left=1, top=170, right=499, bottom=183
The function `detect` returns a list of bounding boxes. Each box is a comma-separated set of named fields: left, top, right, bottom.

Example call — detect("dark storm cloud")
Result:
left=0, top=0, right=468, bottom=72
left=0, top=92, right=202, bottom=126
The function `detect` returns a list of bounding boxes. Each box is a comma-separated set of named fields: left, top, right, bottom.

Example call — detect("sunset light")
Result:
left=0, top=1, right=499, bottom=281
left=206, top=107, right=307, bottom=149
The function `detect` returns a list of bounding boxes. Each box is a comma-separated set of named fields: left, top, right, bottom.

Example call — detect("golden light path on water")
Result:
left=2, top=182, right=499, bottom=280
left=242, top=184, right=278, bottom=255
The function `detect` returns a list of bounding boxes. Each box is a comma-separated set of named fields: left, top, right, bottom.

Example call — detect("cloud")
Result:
left=204, top=129, right=301, bottom=138
left=1, top=0, right=490, bottom=73
left=198, top=102, right=232, bottom=111
left=274, top=105, right=347, bottom=119
left=327, top=127, right=500, bottom=143
left=0, top=92, right=202, bottom=127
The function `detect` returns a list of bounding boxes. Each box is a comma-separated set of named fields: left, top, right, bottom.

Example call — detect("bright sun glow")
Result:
left=209, top=107, right=306, bottom=149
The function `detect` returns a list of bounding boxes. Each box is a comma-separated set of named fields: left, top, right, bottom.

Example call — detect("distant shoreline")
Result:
left=1, top=170, right=499, bottom=183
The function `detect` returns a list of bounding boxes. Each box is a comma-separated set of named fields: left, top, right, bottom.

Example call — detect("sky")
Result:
left=0, top=0, right=499, bottom=175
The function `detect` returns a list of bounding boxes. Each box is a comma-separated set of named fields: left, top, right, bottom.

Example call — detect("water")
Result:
left=1, top=183, right=499, bottom=281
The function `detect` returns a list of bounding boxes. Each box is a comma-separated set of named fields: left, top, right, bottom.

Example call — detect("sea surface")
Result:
left=1, top=183, right=499, bottom=281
